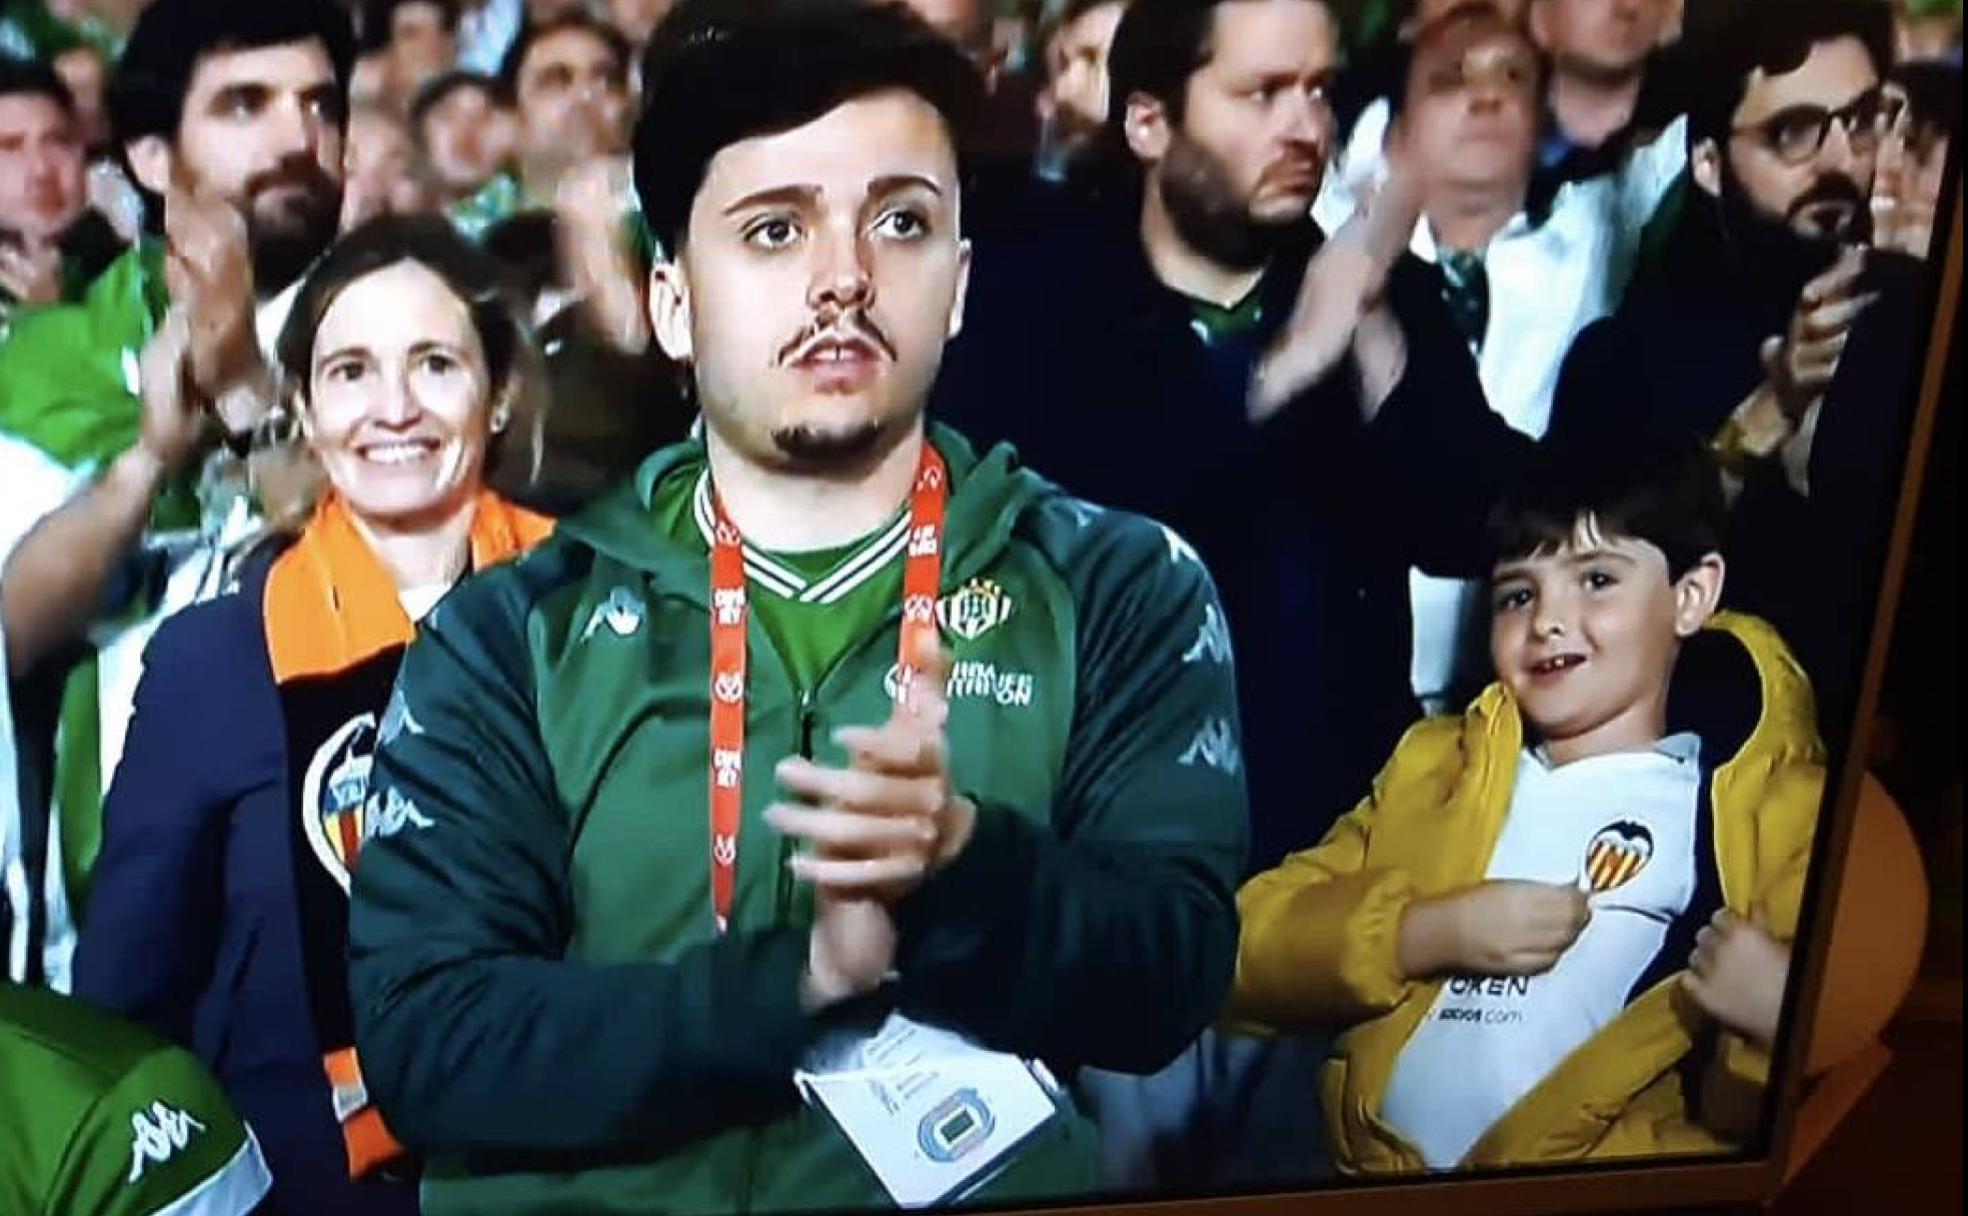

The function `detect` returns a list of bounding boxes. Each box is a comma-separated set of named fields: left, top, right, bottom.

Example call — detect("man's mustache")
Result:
left=1787, top=174, right=1867, bottom=221
left=245, top=157, right=338, bottom=205
left=777, top=311, right=897, bottom=365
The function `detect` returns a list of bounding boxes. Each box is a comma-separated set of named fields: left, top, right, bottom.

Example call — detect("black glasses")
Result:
left=1732, top=88, right=1890, bottom=165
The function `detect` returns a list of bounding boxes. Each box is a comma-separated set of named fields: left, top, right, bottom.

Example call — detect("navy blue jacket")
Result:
left=72, top=555, right=420, bottom=1216
left=934, top=207, right=1531, bottom=872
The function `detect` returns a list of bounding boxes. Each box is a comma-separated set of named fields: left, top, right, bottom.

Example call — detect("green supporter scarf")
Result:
left=0, top=240, right=198, bottom=919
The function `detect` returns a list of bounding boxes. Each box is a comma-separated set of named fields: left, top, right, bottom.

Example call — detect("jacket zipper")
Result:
left=739, top=598, right=915, bottom=1212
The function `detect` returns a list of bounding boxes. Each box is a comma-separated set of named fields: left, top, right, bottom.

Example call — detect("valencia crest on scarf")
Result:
left=265, top=490, right=552, bottom=1179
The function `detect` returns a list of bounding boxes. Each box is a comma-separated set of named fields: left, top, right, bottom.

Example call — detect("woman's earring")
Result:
left=491, top=405, right=512, bottom=435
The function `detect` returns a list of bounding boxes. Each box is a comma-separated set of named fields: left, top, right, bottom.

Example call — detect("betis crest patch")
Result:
left=937, top=578, right=1014, bottom=642
left=1582, top=821, right=1655, bottom=894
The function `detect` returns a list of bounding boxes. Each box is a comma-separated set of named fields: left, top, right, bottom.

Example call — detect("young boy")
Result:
left=1228, top=442, right=1822, bottom=1173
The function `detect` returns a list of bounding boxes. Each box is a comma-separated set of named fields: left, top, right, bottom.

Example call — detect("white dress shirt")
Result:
left=1314, top=99, right=1690, bottom=708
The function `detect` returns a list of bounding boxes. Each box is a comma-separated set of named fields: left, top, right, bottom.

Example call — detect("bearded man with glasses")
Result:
left=1548, top=0, right=1935, bottom=747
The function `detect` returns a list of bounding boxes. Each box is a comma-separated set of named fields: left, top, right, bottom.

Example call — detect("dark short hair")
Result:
left=1487, top=438, right=1727, bottom=582
left=409, top=68, right=501, bottom=137
left=276, top=213, right=528, bottom=402
left=497, top=13, right=634, bottom=105
left=1687, top=0, right=1892, bottom=147
left=0, top=56, right=77, bottom=116
left=1105, top=0, right=1226, bottom=137
left=107, top=0, right=356, bottom=146
left=632, top=0, right=985, bottom=254
left=362, top=0, right=460, bottom=53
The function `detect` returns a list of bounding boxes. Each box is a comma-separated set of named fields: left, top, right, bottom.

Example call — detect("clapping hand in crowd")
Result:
left=771, top=637, right=980, bottom=1007
left=1249, top=149, right=1423, bottom=423
left=163, top=181, right=272, bottom=436
left=554, top=153, right=651, bottom=354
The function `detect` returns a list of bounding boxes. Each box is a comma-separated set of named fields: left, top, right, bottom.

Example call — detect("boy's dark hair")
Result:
left=107, top=0, right=355, bottom=146
left=409, top=69, right=501, bottom=138
left=632, top=0, right=986, bottom=255
left=1687, top=0, right=1892, bottom=147
left=277, top=213, right=527, bottom=401
left=0, top=56, right=76, bottom=115
left=497, top=13, right=634, bottom=105
left=362, top=0, right=461, bottom=53
left=1488, top=438, right=1727, bottom=581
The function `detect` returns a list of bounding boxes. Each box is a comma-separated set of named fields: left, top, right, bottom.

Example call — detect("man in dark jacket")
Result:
left=1549, top=0, right=1934, bottom=745
left=347, top=1, right=1248, bottom=1212
left=937, top=0, right=1525, bottom=872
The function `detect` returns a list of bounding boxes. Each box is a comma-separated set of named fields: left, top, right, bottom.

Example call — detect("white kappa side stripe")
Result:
left=143, top=1131, right=273, bottom=1216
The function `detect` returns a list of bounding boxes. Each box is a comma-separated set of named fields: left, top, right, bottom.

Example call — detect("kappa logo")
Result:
left=366, top=786, right=434, bottom=841
left=1182, top=603, right=1233, bottom=666
left=1582, top=821, right=1655, bottom=894
left=1177, top=718, right=1242, bottom=775
left=937, top=578, right=1014, bottom=642
left=1161, top=525, right=1202, bottom=568
left=908, top=524, right=940, bottom=558
left=582, top=586, right=646, bottom=641
left=713, top=670, right=745, bottom=704
left=917, top=464, right=946, bottom=491
left=377, top=687, right=425, bottom=748
left=128, top=1101, right=206, bottom=1183
left=712, top=832, right=737, bottom=866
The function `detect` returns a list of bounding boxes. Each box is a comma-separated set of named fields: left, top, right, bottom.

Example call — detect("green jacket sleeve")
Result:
left=893, top=504, right=1248, bottom=1075
left=346, top=557, right=817, bottom=1156
left=47, top=1040, right=270, bottom=1216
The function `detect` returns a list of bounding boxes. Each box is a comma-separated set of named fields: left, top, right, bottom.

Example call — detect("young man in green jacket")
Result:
left=346, top=0, right=1249, bottom=1211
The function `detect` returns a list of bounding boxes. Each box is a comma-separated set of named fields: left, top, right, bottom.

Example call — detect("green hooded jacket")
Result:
left=348, top=425, right=1249, bottom=1215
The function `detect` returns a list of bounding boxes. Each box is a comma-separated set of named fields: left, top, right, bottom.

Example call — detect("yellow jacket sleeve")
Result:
left=1698, top=755, right=1822, bottom=1142
left=1228, top=725, right=1455, bottom=1030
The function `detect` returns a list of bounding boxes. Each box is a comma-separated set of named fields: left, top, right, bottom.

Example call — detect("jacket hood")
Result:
left=555, top=422, right=1054, bottom=601
left=1466, top=609, right=1823, bottom=787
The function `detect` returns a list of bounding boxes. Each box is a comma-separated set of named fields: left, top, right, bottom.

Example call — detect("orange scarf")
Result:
left=266, top=490, right=554, bottom=682
left=264, top=488, right=551, bottom=1179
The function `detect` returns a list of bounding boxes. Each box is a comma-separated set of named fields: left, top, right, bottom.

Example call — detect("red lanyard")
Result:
left=705, top=442, right=950, bottom=934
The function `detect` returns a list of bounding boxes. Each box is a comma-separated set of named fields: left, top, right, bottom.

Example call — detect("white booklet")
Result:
left=795, top=1012, right=1063, bottom=1209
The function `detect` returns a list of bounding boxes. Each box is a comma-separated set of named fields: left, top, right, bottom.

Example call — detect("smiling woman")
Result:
left=68, top=214, right=553, bottom=1216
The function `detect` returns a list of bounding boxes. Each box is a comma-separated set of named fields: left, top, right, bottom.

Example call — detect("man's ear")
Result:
left=124, top=134, right=173, bottom=198
left=1123, top=91, right=1171, bottom=164
left=947, top=238, right=973, bottom=341
left=1527, top=0, right=1555, bottom=52
left=648, top=259, right=693, bottom=364
left=1673, top=553, right=1727, bottom=637
left=1690, top=137, right=1723, bottom=198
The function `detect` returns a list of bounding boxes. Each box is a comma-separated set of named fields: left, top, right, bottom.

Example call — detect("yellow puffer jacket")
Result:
left=1229, top=611, right=1825, bottom=1173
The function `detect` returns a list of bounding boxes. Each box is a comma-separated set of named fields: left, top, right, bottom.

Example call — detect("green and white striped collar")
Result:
left=690, top=471, right=909, bottom=604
